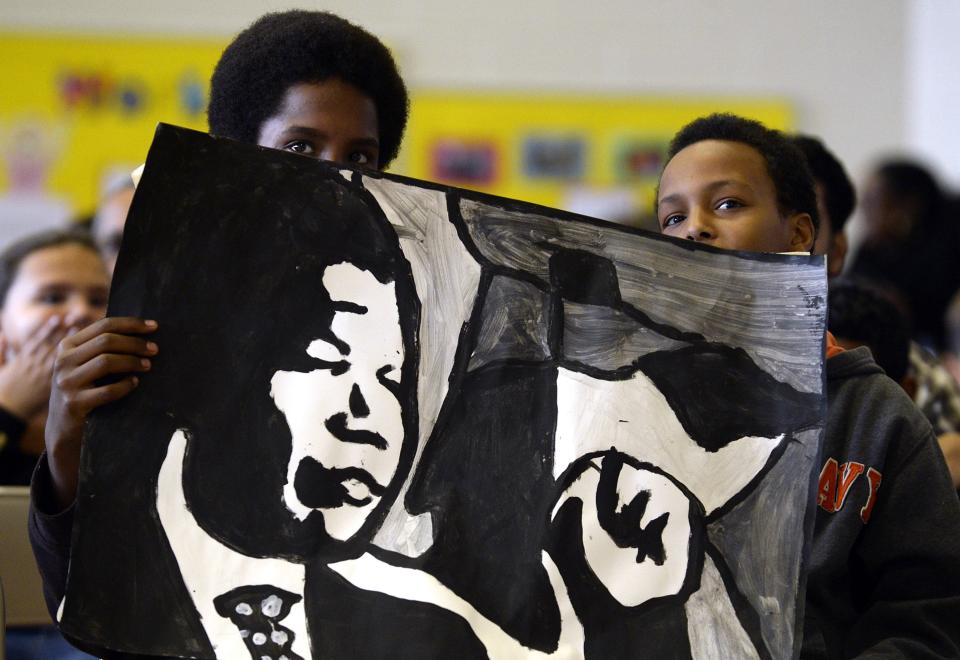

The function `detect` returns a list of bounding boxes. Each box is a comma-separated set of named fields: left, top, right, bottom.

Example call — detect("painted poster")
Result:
left=62, top=124, right=826, bottom=659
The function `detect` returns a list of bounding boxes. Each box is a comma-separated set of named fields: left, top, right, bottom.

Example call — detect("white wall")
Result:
left=907, top=0, right=960, bottom=188
left=2, top=0, right=908, bottom=185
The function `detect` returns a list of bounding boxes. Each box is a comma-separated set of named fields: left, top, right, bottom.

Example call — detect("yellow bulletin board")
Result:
left=0, top=32, right=225, bottom=217
left=398, top=93, right=793, bottom=225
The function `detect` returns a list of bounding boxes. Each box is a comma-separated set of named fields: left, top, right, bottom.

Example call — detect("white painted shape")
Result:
left=553, top=459, right=691, bottom=606
left=261, top=595, right=282, bottom=617
left=686, top=553, right=761, bottom=660
left=541, top=550, right=585, bottom=657
left=362, top=175, right=483, bottom=557
left=555, top=368, right=781, bottom=515
left=305, top=337, right=341, bottom=362
left=328, top=552, right=583, bottom=659
left=156, top=430, right=309, bottom=659
left=271, top=263, right=404, bottom=542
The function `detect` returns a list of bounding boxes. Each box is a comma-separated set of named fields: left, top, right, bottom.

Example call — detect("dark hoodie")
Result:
left=803, top=346, right=960, bottom=659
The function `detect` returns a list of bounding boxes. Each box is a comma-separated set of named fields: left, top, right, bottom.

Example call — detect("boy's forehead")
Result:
left=659, top=139, right=773, bottom=196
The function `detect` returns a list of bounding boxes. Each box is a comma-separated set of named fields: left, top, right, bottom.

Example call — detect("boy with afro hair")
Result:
left=657, top=113, right=960, bottom=658
left=28, top=9, right=412, bottom=650
left=208, top=10, right=408, bottom=169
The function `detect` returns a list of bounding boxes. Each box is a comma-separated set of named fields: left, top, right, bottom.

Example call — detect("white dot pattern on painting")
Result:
left=261, top=594, right=283, bottom=617
left=216, top=585, right=303, bottom=660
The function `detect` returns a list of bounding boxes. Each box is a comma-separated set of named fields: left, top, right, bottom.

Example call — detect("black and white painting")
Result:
left=62, top=125, right=826, bottom=659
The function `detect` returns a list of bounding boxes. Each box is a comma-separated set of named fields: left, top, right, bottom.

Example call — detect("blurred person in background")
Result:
left=828, top=277, right=912, bottom=388
left=0, top=229, right=106, bottom=660
left=829, top=277, right=960, bottom=491
left=943, top=293, right=960, bottom=485
left=92, top=178, right=135, bottom=276
left=0, top=230, right=108, bottom=485
left=947, top=291, right=960, bottom=384
left=791, top=135, right=855, bottom=279
left=848, top=160, right=960, bottom=351
left=794, top=135, right=960, bottom=488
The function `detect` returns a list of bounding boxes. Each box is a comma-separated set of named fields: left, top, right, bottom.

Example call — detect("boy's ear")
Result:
left=827, top=232, right=848, bottom=277
left=787, top=212, right=815, bottom=253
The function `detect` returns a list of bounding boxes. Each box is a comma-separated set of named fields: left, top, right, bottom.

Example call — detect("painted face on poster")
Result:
left=271, top=262, right=405, bottom=542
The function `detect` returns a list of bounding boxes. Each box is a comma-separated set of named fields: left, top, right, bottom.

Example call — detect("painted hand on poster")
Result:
left=551, top=451, right=698, bottom=609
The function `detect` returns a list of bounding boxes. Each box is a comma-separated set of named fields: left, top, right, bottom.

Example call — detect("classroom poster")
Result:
left=62, top=124, right=825, bottom=660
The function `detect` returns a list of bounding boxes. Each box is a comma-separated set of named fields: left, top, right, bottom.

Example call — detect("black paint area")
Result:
left=294, top=457, right=383, bottom=508
left=407, top=363, right=563, bottom=652
left=549, top=248, right=622, bottom=308
left=214, top=584, right=304, bottom=660
left=595, top=452, right=670, bottom=566
left=304, top=565, right=489, bottom=659
left=636, top=344, right=822, bottom=452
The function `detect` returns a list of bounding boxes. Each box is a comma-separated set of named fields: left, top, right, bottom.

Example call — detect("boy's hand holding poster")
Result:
left=61, top=125, right=826, bottom=660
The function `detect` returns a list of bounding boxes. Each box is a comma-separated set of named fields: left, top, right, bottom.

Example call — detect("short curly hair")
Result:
left=664, top=113, right=819, bottom=236
left=791, top=134, right=856, bottom=234
left=208, top=10, right=409, bottom=169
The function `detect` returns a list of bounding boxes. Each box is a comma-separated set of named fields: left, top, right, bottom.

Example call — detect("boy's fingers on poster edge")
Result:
left=62, top=316, right=158, bottom=349
left=80, top=376, right=140, bottom=408
left=67, top=333, right=159, bottom=367
left=58, top=354, right=151, bottom=389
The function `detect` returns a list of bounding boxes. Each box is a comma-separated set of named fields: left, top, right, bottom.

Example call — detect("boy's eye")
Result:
left=716, top=199, right=743, bottom=211
left=37, top=291, right=67, bottom=305
left=283, top=140, right=316, bottom=156
left=662, top=214, right=685, bottom=229
left=348, top=151, right=374, bottom=166
left=89, top=294, right=109, bottom=308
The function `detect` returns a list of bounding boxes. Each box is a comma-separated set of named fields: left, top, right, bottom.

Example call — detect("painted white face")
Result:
left=270, top=263, right=405, bottom=542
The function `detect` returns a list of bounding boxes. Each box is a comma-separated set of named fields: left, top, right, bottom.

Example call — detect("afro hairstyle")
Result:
left=663, top=113, right=819, bottom=237
left=208, top=10, right=409, bottom=169
left=792, top=134, right=856, bottom=235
